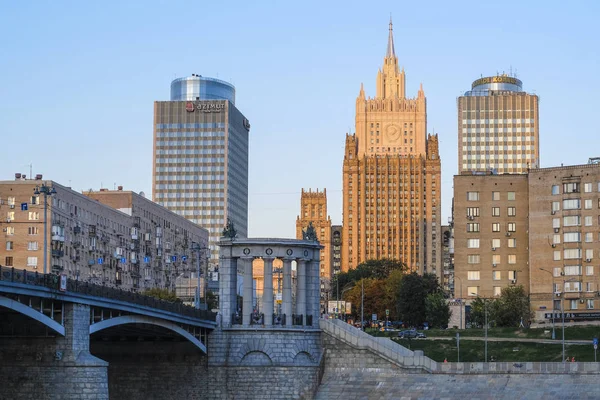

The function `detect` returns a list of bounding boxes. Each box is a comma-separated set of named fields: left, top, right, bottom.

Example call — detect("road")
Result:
left=423, top=336, right=592, bottom=345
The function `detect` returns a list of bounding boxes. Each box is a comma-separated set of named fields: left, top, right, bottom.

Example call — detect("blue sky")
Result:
left=1, top=0, right=599, bottom=238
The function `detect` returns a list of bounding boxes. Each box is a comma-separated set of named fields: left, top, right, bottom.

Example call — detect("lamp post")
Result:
left=560, top=275, right=579, bottom=363
left=33, top=184, right=56, bottom=275
left=471, top=293, right=488, bottom=362
left=191, top=242, right=208, bottom=310
left=455, top=275, right=463, bottom=329
left=539, top=268, right=556, bottom=340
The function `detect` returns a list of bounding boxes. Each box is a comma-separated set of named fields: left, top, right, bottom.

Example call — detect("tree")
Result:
left=468, top=297, right=487, bottom=327
left=425, top=292, right=451, bottom=329
left=396, top=273, right=443, bottom=327
left=494, top=285, right=531, bottom=327
left=142, top=288, right=180, bottom=302
left=331, top=259, right=406, bottom=301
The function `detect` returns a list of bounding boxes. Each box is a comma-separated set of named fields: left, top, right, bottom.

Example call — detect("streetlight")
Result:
left=539, top=268, right=556, bottom=340
left=471, top=293, right=489, bottom=362
left=33, top=184, right=56, bottom=275
left=191, top=242, right=209, bottom=310
left=560, top=275, right=579, bottom=363
left=455, top=275, right=463, bottom=329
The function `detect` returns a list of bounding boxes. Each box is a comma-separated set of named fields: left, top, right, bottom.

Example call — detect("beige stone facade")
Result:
left=0, top=176, right=207, bottom=293
left=296, top=188, right=332, bottom=305
left=529, top=163, right=600, bottom=322
left=453, top=173, right=529, bottom=299
left=454, top=161, right=600, bottom=322
left=342, top=21, right=441, bottom=279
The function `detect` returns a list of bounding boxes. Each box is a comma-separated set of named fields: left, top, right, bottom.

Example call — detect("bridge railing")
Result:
left=0, top=266, right=216, bottom=322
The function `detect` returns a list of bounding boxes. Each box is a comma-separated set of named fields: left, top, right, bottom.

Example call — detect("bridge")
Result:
left=0, top=266, right=216, bottom=399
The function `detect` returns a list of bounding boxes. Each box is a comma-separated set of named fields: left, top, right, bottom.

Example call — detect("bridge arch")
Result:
left=90, top=314, right=206, bottom=353
left=0, top=295, right=65, bottom=336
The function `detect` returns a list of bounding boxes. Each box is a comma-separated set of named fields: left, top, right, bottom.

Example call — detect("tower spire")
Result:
left=386, top=16, right=395, bottom=58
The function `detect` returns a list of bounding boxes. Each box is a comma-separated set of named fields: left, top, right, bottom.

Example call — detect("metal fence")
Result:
left=0, top=266, right=216, bottom=321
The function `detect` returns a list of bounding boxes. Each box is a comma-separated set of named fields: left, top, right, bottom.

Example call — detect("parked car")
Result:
left=398, top=329, right=426, bottom=339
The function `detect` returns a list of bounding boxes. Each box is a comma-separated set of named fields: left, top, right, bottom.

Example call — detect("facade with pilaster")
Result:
left=342, top=20, right=441, bottom=279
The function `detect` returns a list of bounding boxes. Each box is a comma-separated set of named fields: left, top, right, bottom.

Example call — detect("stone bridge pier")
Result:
left=0, top=303, right=109, bottom=399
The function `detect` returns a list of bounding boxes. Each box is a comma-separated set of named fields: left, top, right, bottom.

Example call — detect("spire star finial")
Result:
left=386, top=16, right=395, bottom=58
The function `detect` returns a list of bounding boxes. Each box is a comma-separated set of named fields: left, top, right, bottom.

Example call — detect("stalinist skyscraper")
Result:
left=342, top=20, right=441, bottom=279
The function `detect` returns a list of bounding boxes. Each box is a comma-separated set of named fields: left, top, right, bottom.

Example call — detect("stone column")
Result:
left=242, top=257, right=254, bottom=325
left=263, top=257, right=274, bottom=325
left=296, top=259, right=307, bottom=324
left=282, top=258, right=293, bottom=320
left=309, top=258, right=321, bottom=326
left=219, top=253, right=238, bottom=326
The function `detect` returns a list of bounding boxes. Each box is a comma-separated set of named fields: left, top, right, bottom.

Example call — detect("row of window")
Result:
left=552, top=182, right=600, bottom=195
left=5, top=241, right=39, bottom=250
left=466, top=222, right=517, bottom=236
left=467, top=191, right=516, bottom=201
left=6, top=212, right=39, bottom=221
left=467, top=270, right=517, bottom=281
left=551, top=199, right=600, bottom=211
left=4, top=256, right=37, bottom=267
left=466, top=207, right=517, bottom=217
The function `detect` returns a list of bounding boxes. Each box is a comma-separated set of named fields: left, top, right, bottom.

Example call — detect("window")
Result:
left=507, top=192, right=515, bottom=201
left=586, top=282, right=595, bottom=293
left=552, top=185, right=560, bottom=195
left=6, top=226, right=14, bottom=235
left=492, top=238, right=501, bottom=248
left=584, top=183, right=593, bottom=193
left=467, top=239, right=480, bottom=248
left=7, top=197, right=15, bottom=206
left=585, top=232, right=593, bottom=243
left=467, top=223, right=480, bottom=232
left=467, top=192, right=479, bottom=201
left=563, top=232, right=581, bottom=243
left=552, top=201, right=560, bottom=212
left=563, top=182, right=580, bottom=193
left=492, top=254, right=501, bottom=264
left=508, top=238, right=516, bottom=248
left=564, top=249, right=582, bottom=259
left=508, top=254, right=516, bottom=264
left=492, top=271, right=501, bottom=280
left=585, top=216, right=593, bottom=226
left=586, top=265, right=594, bottom=276
left=563, top=199, right=581, bottom=210
left=587, top=299, right=594, bottom=310
left=492, top=223, right=500, bottom=232
left=507, top=222, right=516, bottom=232
left=467, top=254, right=480, bottom=264
left=28, top=226, right=38, bottom=235
left=7, top=212, right=14, bottom=221
left=554, top=300, right=561, bottom=310
left=570, top=300, right=578, bottom=310
left=467, top=207, right=480, bottom=217
left=507, top=207, right=516, bottom=216
left=565, top=281, right=581, bottom=292
left=585, top=199, right=593, bottom=210
left=27, top=257, right=38, bottom=267
left=553, top=234, right=561, bottom=244
left=467, top=271, right=480, bottom=280
left=563, top=265, right=581, bottom=275
left=553, top=218, right=561, bottom=228
left=491, top=191, right=500, bottom=201
left=6, top=241, right=13, bottom=250
left=27, top=241, right=38, bottom=251
left=508, top=271, right=517, bottom=280
left=563, top=216, right=580, bottom=226
left=5, top=256, right=13, bottom=266
left=28, top=212, right=39, bottom=221
left=492, top=207, right=500, bottom=217
left=553, top=267, right=562, bottom=277
left=554, top=251, right=561, bottom=261
left=586, top=249, right=594, bottom=260
left=493, top=286, right=502, bottom=297
left=467, top=286, right=478, bottom=296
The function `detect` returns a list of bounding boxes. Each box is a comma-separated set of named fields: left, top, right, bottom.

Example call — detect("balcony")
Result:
left=51, top=249, right=64, bottom=258
left=52, top=234, right=65, bottom=242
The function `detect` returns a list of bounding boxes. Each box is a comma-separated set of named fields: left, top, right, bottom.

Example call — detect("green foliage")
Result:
left=332, top=258, right=406, bottom=298
left=469, top=297, right=487, bottom=327
left=468, top=286, right=532, bottom=328
left=142, top=288, right=180, bottom=302
left=397, top=272, right=442, bottom=327
left=206, top=291, right=218, bottom=311
left=425, top=292, right=451, bottom=329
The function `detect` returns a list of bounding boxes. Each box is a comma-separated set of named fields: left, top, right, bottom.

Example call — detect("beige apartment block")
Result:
left=458, top=75, right=539, bottom=175
left=342, top=20, right=441, bottom=278
left=529, top=162, right=600, bottom=322
left=453, top=173, right=529, bottom=299
left=0, top=175, right=207, bottom=294
left=296, top=188, right=332, bottom=305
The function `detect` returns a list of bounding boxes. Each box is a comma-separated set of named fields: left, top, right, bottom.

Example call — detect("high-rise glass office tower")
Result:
left=153, top=74, right=250, bottom=270
left=458, top=75, right=539, bottom=174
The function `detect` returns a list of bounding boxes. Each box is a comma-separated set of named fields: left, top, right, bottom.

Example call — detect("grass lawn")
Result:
left=391, top=338, right=598, bottom=363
